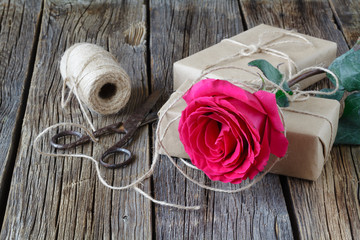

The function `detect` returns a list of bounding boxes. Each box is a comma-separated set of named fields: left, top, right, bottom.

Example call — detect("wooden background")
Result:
left=0, top=0, right=359, bottom=239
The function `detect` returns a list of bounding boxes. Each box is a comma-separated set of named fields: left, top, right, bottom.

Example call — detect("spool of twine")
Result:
left=60, top=43, right=131, bottom=115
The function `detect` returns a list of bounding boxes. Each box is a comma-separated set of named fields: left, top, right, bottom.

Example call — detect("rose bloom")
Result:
left=178, top=79, right=288, bottom=184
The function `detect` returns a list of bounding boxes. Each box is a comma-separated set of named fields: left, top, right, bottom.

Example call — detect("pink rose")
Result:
left=178, top=79, right=288, bottom=184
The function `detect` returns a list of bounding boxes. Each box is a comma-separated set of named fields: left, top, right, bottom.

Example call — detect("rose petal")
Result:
left=269, top=127, right=288, bottom=157
left=253, top=120, right=271, bottom=172
left=205, top=119, right=221, bottom=153
left=254, top=90, right=284, bottom=132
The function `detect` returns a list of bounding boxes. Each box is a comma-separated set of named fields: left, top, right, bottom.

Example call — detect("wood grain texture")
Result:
left=1, top=1, right=152, bottom=239
left=329, top=0, right=360, bottom=46
left=150, top=0, right=293, bottom=239
left=0, top=0, right=42, bottom=222
left=0, top=1, right=358, bottom=239
left=240, top=0, right=360, bottom=239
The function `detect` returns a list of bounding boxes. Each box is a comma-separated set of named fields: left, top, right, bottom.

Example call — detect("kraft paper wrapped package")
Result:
left=158, top=24, right=340, bottom=181
left=173, top=24, right=337, bottom=90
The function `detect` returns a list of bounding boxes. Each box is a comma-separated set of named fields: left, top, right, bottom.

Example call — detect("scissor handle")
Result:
left=50, top=122, right=127, bottom=150
left=99, top=148, right=134, bottom=169
left=50, top=130, right=87, bottom=149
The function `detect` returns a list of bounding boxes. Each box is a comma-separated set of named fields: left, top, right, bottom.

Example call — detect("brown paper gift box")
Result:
left=158, top=24, right=340, bottom=181
left=173, top=24, right=337, bottom=91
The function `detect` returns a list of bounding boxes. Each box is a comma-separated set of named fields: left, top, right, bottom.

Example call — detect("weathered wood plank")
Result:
left=240, top=0, right=360, bottom=239
left=150, top=0, right=293, bottom=239
left=0, top=0, right=42, bottom=224
left=1, top=1, right=152, bottom=239
left=329, top=0, right=360, bottom=46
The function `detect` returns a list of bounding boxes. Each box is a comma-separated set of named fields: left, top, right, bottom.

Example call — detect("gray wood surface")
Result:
left=329, top=0, right=360, bottom=46
left=150, top=1, right=293, bottom=239
left=240, top=0, right=360, bottom=239
left=0, top=0, right=359, bottom=239
left=0, top=0, right=42, bottom=224
left=1, top=1, right=152, bottom=239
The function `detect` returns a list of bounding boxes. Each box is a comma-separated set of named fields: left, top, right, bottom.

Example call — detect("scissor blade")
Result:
left=140, top=112, right=158, bottom=126
left=123, top=90, right=163, bottom=130
left=101, top=90, right=163, bottom=163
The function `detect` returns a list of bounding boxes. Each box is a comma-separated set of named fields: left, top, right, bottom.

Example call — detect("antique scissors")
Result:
left=50, top=90, right=163, bottom=169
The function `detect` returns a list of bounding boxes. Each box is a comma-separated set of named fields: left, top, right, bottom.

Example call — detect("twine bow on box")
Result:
left=205, top=30, right=314, bottom=79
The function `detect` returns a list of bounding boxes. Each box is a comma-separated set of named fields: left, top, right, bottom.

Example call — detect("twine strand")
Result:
left=282, top=108, right=334, bottom=163
left=287, top=66, right=340, bottom=101
left=34, top=122, right=201, bottom=210
left=179, top=158, right=200, bottom=170
left=72, top=87, right=97, bottom=132
left=134, top=185, right=201, bottom=210
left=157, top=125, right=282, bottom=193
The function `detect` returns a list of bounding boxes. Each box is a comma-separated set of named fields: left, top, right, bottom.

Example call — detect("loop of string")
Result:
left=34, top=122, right=201, bottom=210
left=287, top=66, right=340, bottom=101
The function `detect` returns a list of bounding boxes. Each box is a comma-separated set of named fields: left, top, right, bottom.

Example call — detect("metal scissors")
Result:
left=50, top=90, right=163, bottom=169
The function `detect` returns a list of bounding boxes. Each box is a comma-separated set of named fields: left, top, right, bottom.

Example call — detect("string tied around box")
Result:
left=204, top=30, right=314, bottom=86
left=202, top=30, right=341, bottom=102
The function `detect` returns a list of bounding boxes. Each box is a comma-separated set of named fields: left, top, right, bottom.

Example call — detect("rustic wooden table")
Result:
left=0, top=0, right=359, bottom=239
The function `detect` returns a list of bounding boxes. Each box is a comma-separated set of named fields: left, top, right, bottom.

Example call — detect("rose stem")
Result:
left=288, top=69, right=324, bottom=88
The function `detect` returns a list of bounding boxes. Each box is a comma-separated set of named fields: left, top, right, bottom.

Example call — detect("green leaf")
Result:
left=249, top=59, right=283, bottom=83
left=275, top=90, right=289, bottom=107
left=335, top=92, right=360, bottom=144
left=248, top=59, right=292, bottom=91
left=328, top=41, right=360, bottom=92
left=316, top=88, right=344, bottom=101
